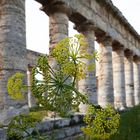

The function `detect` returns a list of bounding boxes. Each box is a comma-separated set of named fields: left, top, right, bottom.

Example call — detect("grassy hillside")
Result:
left=109, top=105, right=140, bottom=140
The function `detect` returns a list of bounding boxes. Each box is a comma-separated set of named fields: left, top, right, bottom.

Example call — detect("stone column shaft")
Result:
left=124, top=50, right=134, bottom=107
left=41, top=2, right=70, bottom=50
left=76, top=23, right=97, bottom=112
left=27, top=65, right=36, bottom=108
left=133, top=56, right=140, bottom=105
left=97, top=36, right=114, bottom=107
left=49, top=12, right=68, bottom=50
left=0, top=0, right=28, bottom=124
left=43, top=3, right=70, bottom=68
left=112, top=45, right=126, bottom=110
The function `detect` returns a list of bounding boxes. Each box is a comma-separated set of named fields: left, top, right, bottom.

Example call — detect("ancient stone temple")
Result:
left=0, top=0, right=140, bottom=125
left=36, top=0, right=140, bottom=111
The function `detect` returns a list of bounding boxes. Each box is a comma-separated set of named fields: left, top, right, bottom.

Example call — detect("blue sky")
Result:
left=26, top=0, right=140, bottom=54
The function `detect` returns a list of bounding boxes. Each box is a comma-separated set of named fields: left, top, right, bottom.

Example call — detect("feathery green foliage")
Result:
left=31, top=34, right=96, bottom=117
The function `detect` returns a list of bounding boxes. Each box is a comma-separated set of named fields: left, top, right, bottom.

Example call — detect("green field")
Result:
left=109, top=105, right=140, bottom=140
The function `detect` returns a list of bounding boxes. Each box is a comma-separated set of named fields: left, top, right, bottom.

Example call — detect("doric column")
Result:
left=97, top=36, right=114, bottom=107
left=112, top=43, right=126, bottom=110
left=41, top=1, right=70, bottom=69
left=75, top=22, right=97, bottom=112
left=124, top=50, right=134, bottom=107
left=27, top=65, right=36, bottom=108
left=133, top=56, right=140, bottom=105
left=0, top=0, right=28, bottom=124
left=41, top=1, right=70, bottom=50
left=49, top=12, right=68, bottom=50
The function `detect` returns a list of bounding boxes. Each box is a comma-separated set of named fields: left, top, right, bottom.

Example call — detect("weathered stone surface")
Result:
left=48, top=6, right=69, bottom=73
left=124, top=50, right=135, bottom=107
left=76, top=23, right=97, bottom=112
left=37, top=113, right=84, bottom=131
left=0, top=0, right=28, bottom=125
left=34, top=114, right=84, bottom=139
left=27, top=50, right=42, bottom=66
left=0, top=128, right=7, bottom=140
left=49, top=12, right=68, bottom=50
left=133, top=56, right=140, bottom=105
left=112, top=44, right=126, bottom=110
left=97, top=36, right=114, bottom=107
left=27, top=67, right=36, bottom=108
left=0, top=113, right=84, bottom=139
left=0, top=105, right=29, bottom=125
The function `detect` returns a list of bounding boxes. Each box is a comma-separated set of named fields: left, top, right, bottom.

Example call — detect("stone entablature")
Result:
left=37, top=0, right=140, bottom=56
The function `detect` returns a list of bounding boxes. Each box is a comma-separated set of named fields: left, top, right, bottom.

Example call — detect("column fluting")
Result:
left=112, top=43, right=126, bottom=110
left=124, top=50, right=134, bottom=107
left=97, top=36, right=114, bottom=107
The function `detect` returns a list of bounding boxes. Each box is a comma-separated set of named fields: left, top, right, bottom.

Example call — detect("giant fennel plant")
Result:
left=31, top=34, right=96, bottom=117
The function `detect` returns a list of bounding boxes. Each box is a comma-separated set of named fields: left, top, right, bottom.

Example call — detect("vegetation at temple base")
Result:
left=81, top=105, right=120, bottom=140
left=7, top=72, right=27, bottom=100
left=77, top=105, right=140, bottom=140
left=7, top=114, right=48, bottom=140
left=31, top=34, right=96, bottom=117
left=7, top=34, right=120, bottom=139
left=109, top=105, right=140, bottom=140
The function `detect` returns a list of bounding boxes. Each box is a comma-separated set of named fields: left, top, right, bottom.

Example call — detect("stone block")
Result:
left=0, top=128, right=7, bottom=140
left=95, top=14, right=108, bottom=32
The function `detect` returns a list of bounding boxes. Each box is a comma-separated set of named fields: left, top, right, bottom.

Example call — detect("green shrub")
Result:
left=81, top=105, right=120, bottom=140
left=31, top=34, right=96, bottom=117
left=7, top=114, right=45, bottom=140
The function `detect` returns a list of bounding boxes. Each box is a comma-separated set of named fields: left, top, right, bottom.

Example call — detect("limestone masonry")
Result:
left=0, top=0, right=140, bottom=126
